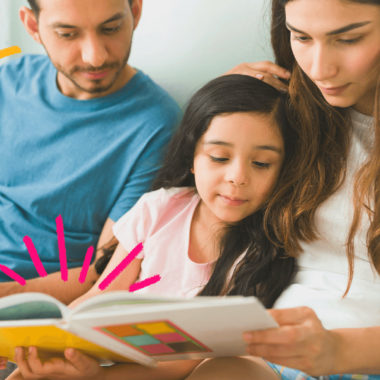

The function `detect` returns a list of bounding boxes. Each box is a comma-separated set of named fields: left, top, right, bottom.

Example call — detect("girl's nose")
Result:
left=225, top=161, right=249, bottom=186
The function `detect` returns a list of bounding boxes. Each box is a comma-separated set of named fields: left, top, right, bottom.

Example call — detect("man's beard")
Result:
left=44, top=41, right=132, bottom=95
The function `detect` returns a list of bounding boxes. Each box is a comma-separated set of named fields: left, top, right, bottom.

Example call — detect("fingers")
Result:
left=63, top=348, right=99, bottom=373
left=243, top=307, right=321, bottom=345
left=245, top=61, right=291, bottom=79
left=0, top=356, right=8, bottom=370
left=225, top=61, right=291, bottom=92
left=14, top=347, right=35, bottom=379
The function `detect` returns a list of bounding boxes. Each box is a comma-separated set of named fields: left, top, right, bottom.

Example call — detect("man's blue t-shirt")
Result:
left=0, top=55, right=180, bottom=281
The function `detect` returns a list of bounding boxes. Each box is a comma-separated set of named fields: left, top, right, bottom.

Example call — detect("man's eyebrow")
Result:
left=50, top=12, right=126, bottom=29
left=101, top=12, right=126, bottom=25
left=285, top=21, right=371, bottom=35
left=204, top=140, right=282, bottom=153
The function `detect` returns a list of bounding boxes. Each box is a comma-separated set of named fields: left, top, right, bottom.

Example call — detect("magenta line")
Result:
left=23, top=236, right=47, bottom=277
left=56, top=215, right=68, bottom=282
left=79, top=246, right=94, bottom=284
left=0, top=265, right=26, bottom=286
left=129, top=274, right=161, bottom=292
left=98, top=243, right=143, bottom=291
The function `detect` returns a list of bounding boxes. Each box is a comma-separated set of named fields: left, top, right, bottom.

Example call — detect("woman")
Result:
left=186, top=0, right=380, bottom=378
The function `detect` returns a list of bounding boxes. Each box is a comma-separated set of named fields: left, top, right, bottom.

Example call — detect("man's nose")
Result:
left=81, top=35, right=108, bottom=68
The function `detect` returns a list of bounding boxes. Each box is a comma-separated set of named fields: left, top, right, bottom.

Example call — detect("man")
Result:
left=0, top=0, right=180, bottom=303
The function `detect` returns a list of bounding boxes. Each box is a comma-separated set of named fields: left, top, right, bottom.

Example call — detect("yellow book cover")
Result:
left=0, top=292, right=277, bottom=366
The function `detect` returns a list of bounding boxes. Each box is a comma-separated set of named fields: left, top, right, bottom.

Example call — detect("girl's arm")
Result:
left=243, top=307, right=380, bottom=375
left=70, top=242, right=142, bottom=308
left=13, top=347, right=201, bottom=380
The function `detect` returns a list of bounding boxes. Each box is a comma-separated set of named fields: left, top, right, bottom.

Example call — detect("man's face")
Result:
left=35, top=0, right=140, bottom=99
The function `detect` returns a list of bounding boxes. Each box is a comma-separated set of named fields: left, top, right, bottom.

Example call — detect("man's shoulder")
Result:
left=1, top=54, right=50, bottom=75
left=130, top=70, right=181, bottom=117
left=0, top=54, right=51, bottom=91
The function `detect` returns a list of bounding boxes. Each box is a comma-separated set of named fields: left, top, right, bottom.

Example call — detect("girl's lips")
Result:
left=319, top=83, right=350, bottom=96
left=219, top=194, right=247, bottom=206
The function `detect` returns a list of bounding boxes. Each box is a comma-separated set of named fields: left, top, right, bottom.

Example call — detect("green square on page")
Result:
left=122, top=334, right=161, bottom=346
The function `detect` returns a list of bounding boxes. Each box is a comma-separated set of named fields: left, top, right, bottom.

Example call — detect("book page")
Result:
left=0, top=293, right=67, bottom=320
left=70, top=296, right=277, bottom=362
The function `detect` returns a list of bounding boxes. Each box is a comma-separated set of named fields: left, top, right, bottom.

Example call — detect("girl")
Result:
left=8, top=74, right=299, bottom=380
left=189, top=0, right=380, bottom=378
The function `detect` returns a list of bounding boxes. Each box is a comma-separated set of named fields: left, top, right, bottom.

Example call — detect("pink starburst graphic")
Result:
left=0, top=215, right=161, bottom=292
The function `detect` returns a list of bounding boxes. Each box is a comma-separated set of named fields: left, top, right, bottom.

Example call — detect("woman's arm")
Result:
left=243, top=307, right=380, bottom=376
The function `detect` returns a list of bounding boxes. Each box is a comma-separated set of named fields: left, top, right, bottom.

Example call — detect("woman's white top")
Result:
left=274, top=109, right=379, bottom=329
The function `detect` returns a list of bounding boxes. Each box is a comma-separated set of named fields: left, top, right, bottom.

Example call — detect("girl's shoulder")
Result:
left=138, top=187, right=197, bottom=211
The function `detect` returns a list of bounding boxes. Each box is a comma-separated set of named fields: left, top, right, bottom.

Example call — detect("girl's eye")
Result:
left=252, top=161, right=270, bottom=169
left=209, top=156, right=228, bottom=163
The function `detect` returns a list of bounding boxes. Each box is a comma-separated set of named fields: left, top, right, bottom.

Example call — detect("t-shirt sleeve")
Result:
left=108, top=118, right=175, bottom=222
left=112, top=190, right=164, bottom=259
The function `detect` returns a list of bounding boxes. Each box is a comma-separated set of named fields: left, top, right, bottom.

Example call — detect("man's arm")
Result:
left=0, top=218, right=115, bottom=304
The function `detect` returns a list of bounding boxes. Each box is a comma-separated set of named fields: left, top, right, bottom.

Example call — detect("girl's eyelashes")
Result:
left=209, top=156, right=271, bottom=169
left=252, top=161, right=271, bottom=169
left=209, top=155, right=229, bottom=162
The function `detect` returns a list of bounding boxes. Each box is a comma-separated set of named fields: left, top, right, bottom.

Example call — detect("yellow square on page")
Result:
left=135, top=322, right=175, bottom=334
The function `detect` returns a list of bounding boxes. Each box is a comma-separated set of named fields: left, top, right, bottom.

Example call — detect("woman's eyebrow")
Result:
left=285, top=21, right=371, bottom=35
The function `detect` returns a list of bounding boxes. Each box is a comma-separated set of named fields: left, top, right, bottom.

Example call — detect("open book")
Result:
left=0, top=291, right=277, bottom=366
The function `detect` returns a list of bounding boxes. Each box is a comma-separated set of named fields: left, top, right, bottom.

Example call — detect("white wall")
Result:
left=1, top=0, right=273, bottom=106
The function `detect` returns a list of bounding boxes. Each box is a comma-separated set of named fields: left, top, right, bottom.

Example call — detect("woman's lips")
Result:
left=319, top=83, right=350, bottom=96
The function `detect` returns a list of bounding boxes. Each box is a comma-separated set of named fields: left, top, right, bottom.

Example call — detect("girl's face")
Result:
left=285, top=0, right=380, bottom=115
left=192, top=112, right=284, bottom=225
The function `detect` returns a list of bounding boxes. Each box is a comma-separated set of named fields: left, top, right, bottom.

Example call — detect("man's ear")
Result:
left=130, top=0, right=143, bottom=30
left=19, top=6, right=42, bottom=44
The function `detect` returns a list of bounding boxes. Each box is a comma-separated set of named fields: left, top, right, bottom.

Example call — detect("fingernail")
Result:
left=285, top=71, right=291, bottom=78
left=255, top=74, right=264, bottom=80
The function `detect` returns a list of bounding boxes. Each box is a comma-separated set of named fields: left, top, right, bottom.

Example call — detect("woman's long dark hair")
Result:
left=271, top=0, right=380, bottom=295
left=152, top=74, right=299, bottom=307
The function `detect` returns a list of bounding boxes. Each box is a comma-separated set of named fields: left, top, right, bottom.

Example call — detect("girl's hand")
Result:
left=14, top=346, right=105, bottom=380
left=225, top=61, right=291, bottom=92
left=243, top=307, right=338, bottom=376
left=0, top=356, right=8, bottom=369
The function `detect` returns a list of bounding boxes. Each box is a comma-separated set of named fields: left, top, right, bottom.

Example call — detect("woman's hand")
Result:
left=225, top=61, right=291, bottom=92
left=14, top=347, right=105, bottom=380
left=243, top=307, right=338, bottom=376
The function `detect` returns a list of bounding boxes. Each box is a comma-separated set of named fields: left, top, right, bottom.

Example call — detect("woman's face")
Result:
left=285, top=0, right=380, bottom=115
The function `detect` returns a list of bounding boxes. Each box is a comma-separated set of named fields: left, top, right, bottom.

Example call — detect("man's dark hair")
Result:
left=27, top=0, right=134, bottom=17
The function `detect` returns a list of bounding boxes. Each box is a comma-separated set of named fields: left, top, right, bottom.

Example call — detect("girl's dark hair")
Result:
left=152, top=74, right=299, bottom=307
left=271, top=0, right=380, bottom=295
